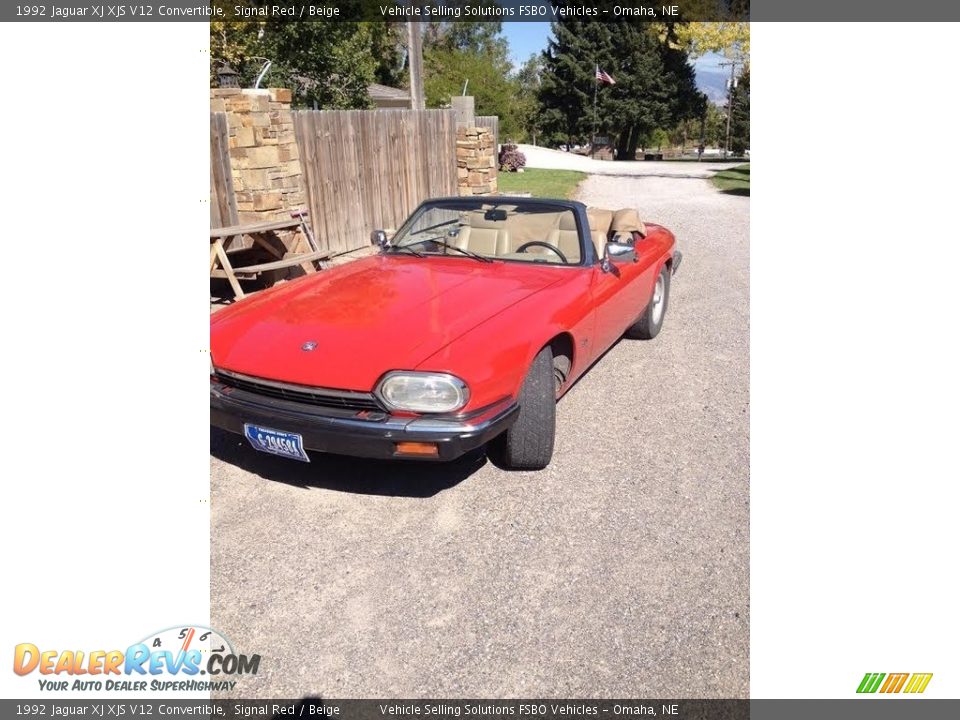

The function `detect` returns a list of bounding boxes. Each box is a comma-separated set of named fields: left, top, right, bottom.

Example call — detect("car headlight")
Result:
left=376, top=372, right=469, bottom=414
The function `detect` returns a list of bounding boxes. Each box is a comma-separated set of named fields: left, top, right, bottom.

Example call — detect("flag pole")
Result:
left=592, top=63, right=599, bottom=159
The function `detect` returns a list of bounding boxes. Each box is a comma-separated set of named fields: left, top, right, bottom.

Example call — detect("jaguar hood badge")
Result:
left=301, top=341, right=318, bottom=352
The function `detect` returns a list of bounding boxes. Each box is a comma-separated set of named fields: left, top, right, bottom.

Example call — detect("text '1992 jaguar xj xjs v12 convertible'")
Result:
left=211, top=197, right=681, bottom=470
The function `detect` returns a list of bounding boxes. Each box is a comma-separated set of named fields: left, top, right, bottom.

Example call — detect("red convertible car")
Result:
left=211, top=197, right=680, bottom=470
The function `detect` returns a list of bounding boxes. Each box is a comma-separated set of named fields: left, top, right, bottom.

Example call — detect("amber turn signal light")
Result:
left=394, top=441, right=439, bottom=457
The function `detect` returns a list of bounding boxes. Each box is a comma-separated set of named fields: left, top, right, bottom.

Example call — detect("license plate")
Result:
left=243, top=424, right=310, bottom=462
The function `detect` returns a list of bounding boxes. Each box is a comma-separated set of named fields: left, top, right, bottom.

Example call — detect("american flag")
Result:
left=595, top=67, right=616, bottom=85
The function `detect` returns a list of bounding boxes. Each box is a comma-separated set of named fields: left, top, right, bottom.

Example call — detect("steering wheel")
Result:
left=515, top=241, right=568, bottom=263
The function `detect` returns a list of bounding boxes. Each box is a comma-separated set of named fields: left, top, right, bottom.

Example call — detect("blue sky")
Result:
left=504, top=22, right=552, bottom=68
left=503, top=22, right=724, bottom=85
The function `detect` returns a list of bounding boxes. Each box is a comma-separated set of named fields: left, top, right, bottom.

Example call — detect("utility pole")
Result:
left=719, top=58, right=741, bottom=160
left=407, top=21, right=424, bottom=110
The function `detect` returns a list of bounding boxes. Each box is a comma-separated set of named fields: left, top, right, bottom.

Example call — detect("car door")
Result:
left=592, top=235, right=662, bottom=348
left=629, top=232, right=667, bottom=317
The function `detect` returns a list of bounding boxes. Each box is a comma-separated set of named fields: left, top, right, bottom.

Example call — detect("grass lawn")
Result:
left=498, top=168, right=587, bottom=199
left=711, top=163, right=750, bottom=196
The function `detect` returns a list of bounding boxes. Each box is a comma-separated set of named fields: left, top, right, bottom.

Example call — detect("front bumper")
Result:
left=210, top=378, right=519, bottom=462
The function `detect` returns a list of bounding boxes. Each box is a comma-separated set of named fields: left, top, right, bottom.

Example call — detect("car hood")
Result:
left=211, top=255, right=564, bottom=390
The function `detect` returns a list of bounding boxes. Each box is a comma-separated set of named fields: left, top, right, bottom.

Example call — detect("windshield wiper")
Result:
left=427, top=238, right=494, bottom=263
left=410, top=219, right=459, bottom=237
left=389, top=244, right=424, bottom=257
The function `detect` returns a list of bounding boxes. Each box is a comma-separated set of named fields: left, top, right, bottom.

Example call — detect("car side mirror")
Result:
left=601, top=241, right=637, bottom=271
left=370, top=229, right=389, bottom=249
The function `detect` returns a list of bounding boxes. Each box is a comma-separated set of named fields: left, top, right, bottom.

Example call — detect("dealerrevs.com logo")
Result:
left=857, top=672, right=933, bottom=694
left=13, top=626, right=259, bottom=692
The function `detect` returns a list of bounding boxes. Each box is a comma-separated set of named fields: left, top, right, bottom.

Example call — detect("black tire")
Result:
left=488, top=347, right=556, bottom=470
left=626, top=265, right=670, bottom=340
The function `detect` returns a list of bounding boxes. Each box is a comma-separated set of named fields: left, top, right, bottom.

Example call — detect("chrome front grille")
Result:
left=214, top=370, right=382, bottom=412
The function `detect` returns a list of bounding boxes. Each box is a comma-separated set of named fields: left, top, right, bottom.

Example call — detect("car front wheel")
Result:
left=626, top=265, right=670, bottom=339
left=488, top=347, right=556, bottom=470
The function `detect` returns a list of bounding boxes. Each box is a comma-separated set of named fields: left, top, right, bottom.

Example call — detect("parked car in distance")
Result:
left=210, top=197, right=681, bottom=470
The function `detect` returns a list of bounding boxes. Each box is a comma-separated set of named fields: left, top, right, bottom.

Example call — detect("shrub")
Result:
left=498, top=143, right=527, bottom=172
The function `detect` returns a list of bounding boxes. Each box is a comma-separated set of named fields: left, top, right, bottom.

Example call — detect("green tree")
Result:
left=538, top=15, right=704, bottom=159
left=209, top=10, right=380, bottom=109
left=257, top=23, right=377, bottom=108
left=704, top=102, right=726, bottom=147
left=424, top=47, right=521, bottom=136
left=608, top=23, right=673, bottom=158
left=648, top=128, right=670, bottom=152
left=538, top=19, right=611, bottom=148
left=669, top=117, right=703, bottom=152
left=728, top=68, right=750, bottom=155
left=422, top=21, right=524, bottom=137
left=514, top=54, right=544, bottom=144
left=667, top=101, right=727, bottom=152
left=369, top=22, right=408, bottom=88
left=672, top=21, right=750, bottom=60
left=660, top=37, right=708, bottom=132
left=424, top=21, right=506, bottom=56
left=209, top=3, right=261, bottom=86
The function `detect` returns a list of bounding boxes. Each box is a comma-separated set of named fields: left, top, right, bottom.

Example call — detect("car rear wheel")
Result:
left=488, top=347, right=556, bottom=470
left=626, top=265, right=670, bottom=340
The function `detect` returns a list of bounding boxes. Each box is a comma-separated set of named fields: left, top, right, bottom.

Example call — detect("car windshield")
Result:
left=390, top=200, right=582, bottom=265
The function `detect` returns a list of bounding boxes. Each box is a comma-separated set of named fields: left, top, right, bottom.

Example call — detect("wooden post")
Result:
left=452, top=96, right=475, bottom=128
left=408, top=21, right=425, bottom=110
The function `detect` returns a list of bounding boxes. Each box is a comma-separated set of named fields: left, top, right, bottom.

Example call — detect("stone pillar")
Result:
left=210, top=88, right=305, bottom=224
left=456, top=126, right=498, bottom=196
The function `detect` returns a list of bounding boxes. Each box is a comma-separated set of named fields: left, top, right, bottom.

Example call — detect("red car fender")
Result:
left=414, top=271, right=596, bottom=412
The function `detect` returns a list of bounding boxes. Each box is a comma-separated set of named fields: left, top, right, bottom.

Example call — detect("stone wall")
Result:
left=456, top=126, right=498, bottom=196
left=211, top=88, right=305, bottom=224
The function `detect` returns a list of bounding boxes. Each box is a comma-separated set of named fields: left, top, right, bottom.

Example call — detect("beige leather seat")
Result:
left=505, top=211, right=563, bottom=250
left=610, top=208, right=646, bottom=242
left=585, top=207, right=614, bottom=255
left=453, top=212, right=510, bottom=256
left=545, top=213, right=582, bottom=263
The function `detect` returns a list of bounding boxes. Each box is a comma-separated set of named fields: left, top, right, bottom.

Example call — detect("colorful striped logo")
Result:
left=857, top=672, right=933, bottom=694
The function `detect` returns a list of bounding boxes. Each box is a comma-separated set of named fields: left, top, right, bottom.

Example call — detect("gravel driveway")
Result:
left=519, top=143, right=743, bottom=178
left=211, top=170, right=749, bottom=698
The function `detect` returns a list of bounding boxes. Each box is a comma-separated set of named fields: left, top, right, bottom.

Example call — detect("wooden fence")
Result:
left=293, top=109, right=458, bottom=254
left=475, top=115, right=500, bottom=150
left=210, top=112, right=238, bottom=228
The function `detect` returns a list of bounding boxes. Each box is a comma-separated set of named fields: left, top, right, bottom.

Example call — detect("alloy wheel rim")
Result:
left=651, top=276, right=665, bottom=324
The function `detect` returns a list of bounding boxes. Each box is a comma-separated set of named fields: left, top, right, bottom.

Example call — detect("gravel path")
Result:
left=519, top=143, right=743, bottom=178
left=211, top=172, right=750, bottom=698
